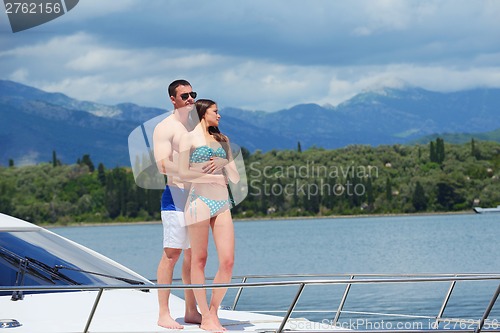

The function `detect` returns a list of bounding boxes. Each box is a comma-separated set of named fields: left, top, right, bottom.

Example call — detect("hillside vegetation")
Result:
left=1, top=139, right=499, bottom=225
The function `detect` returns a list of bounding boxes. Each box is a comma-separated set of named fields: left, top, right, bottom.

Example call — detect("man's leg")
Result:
left=158, top=209, right=185, bottom=329
left=157, top=247, right=183, bottom=329
left=182, top=248, right=202, bottom=324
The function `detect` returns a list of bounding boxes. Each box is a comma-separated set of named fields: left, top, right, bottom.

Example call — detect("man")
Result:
left=153, top=79, right=201, bottom=329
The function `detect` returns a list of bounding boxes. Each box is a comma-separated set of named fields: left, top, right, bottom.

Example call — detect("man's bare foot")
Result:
left=200, top=314, right=225, bottom=331
left=184, top=310, right=202, bottom=325
left=158, top=314, right=184, bottom=329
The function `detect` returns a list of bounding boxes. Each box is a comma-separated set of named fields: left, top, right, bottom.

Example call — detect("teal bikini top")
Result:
left=190, top=145, right=227, bottom=163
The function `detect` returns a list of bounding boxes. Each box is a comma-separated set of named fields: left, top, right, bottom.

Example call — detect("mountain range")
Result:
left=1, top=79, right=499, bottom=167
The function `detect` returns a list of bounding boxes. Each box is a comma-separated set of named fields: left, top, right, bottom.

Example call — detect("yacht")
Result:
left=0, top=213, right=326, bottom=332
left=1, top=213, right=499, bottom=333
left=473, top=205, right=500, bottom=214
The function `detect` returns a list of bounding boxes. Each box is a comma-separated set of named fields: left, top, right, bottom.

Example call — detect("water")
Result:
left=52, top=213, right=500, bottom=328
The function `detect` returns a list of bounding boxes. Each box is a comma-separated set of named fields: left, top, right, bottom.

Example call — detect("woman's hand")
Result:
left=202, top=157, right=228, bottom=173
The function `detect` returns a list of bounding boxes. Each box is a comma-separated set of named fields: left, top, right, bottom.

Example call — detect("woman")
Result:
left=178, top=99, right=239, bottom=331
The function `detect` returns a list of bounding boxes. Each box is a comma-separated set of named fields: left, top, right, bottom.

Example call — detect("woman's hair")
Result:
left=194, top=99, right=229, bottom=145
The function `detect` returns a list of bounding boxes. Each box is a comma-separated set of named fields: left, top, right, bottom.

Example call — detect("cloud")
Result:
left=59, top=0, right=138, bottom=21
left=1, top=1, right=500, bottom=111
left=324, top=64, right=500, bottom=107
left=0, top=31, right=227, bottom=106
left=9, top=68, right=29, bottom=82
left=3, top=29, right=500, bottom=111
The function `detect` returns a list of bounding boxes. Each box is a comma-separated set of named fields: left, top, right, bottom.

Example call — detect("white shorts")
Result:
left=161, top=210, right=189, bottom=249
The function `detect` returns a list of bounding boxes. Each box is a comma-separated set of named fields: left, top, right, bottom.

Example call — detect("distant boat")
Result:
left=473, top=205, right=500, bottom=213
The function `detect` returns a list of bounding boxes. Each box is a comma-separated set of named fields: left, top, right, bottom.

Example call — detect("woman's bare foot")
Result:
left=158, top=313, right=184, bottom=329
left=200, top=313, right=225, bottom=331
left=184, top=310, right=202, bottom=325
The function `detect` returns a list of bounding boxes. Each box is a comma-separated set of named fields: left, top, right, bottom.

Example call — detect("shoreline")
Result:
left=46, top=210, right=475, bottom=228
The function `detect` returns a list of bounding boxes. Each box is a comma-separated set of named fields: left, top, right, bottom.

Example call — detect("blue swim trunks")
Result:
left=161, top=186, right=187, bottom=211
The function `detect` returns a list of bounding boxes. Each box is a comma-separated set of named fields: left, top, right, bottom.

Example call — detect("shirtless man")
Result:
left=153, top=79, right=201, bottom=329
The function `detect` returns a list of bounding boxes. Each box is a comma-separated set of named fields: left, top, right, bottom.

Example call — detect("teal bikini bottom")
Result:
left=189, top=190, right=230, bottom=217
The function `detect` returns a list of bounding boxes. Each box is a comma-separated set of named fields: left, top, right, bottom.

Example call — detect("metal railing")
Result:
left=227, top=273, right=500, bottom=333
left=2, top=273, right=500, bottom=333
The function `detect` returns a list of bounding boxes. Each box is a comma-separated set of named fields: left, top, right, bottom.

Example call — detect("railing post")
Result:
left=231, top=276, right=248, bottom=310
left=83, top=288, right=104, bottom=333
left=475, top=283, right=500, bottom=333
left=434, top=278, right=457, bottom=327
left=332, top=275, right=354, bottom=325
left=277, top=283, right=305, bottom=333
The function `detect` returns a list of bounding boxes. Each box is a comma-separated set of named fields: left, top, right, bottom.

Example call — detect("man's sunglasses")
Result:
left=180, top=92, right=197, bottom=100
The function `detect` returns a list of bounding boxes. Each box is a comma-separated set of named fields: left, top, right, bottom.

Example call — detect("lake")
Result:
left=52, top=213, right=500, bottom=328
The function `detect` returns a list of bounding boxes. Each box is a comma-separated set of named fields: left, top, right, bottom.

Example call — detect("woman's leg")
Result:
left=187, top=198, right=225, bottom=331
left=209, top=209, right=235, bottom=321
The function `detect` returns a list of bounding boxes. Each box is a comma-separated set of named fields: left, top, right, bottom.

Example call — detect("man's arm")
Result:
left=153, top=122, right=179, bottom=176
left=201, top=156, right=229, bottom=174
left=178, top=133, right=226, bottom=185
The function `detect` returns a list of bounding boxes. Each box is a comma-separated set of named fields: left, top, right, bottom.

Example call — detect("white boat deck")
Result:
left=2, top=214, right=499, bottom=333
left=3, top=274, right=500, bottom=333
left=2, top=289, right=322, bottom=332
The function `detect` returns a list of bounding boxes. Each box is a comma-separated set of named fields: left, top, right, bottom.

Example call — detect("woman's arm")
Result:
left=223, top=140, right=241, bottom=184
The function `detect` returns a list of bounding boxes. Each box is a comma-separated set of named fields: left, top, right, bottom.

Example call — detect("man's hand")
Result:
left=202, top=157, right=228, bottom=174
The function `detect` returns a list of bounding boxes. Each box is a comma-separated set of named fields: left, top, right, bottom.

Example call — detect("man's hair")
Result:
left=168, top=79, right=191, bottom=98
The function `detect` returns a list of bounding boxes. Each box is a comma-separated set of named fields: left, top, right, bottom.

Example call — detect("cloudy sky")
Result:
left=1, top=0, right=500, bottom=112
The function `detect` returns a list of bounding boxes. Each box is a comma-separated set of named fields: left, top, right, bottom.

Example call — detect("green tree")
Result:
left=8, top=159, right=14, bottom=167
left=0, top=182, right=13, bottom=214
left=365, top=177, right=374, bottom=207
left=436, top=138, right=445, bottom=164
left=105, top=169, right=122, bottom=218
left=471, top=138, right=481, bottom=159
left=436, top=181, right=464, bottom=211
left=430, top=141, right=437, bottom=163
left=272, top=178, right=285, bottom=212
left=385, top=177, right=393, bottom=201
left=429, top=138, right=445, bottom=164
left=52, top=150, right=61, bottom=167
left=97, top=163, right=106, bottom=185
left=80, top=154, right=95, bottom=172
left=412, top=181, right=427, bottom=211
left=292, top=179, right=299, bottom=207
left=240, top=146, right=251, bottom=161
